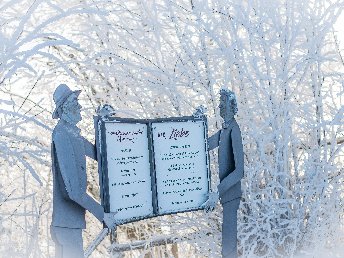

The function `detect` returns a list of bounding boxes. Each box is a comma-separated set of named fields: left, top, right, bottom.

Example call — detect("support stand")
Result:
left=85, top=230, right=203, bottom=257
left=85, top=228, right=109, bottom=258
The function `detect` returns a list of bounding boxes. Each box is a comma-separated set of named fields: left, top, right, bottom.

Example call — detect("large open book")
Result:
left=95, top=116, right=210, bottom=224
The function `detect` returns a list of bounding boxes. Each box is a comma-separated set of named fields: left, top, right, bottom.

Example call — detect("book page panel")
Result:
left=104, top=122, right=153, bottom=222
left=152, top=120, right=209, bottom=214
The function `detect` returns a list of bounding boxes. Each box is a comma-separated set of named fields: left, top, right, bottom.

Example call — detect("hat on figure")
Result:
left=52, top=84, right=81, bottom=119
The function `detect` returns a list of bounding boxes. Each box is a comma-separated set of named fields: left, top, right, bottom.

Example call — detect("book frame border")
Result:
left=95, top=115, right=211, bottom=225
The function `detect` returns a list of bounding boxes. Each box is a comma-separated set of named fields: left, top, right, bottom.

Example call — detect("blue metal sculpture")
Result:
left=204, top=89, right=244, bottom=258
left=51, top=84, right=116, bottom=258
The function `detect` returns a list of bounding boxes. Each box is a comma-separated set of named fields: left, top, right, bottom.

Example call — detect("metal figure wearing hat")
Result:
left=204, top=89, right=244, bottom=258
left=51, top=84, right=116, bottom=258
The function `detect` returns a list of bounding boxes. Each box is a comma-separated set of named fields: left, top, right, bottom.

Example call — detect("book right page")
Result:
left=151, top=119, right=210, bottom=215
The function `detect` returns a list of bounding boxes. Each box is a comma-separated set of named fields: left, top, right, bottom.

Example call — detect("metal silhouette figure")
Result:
left=204, top=89, right=244, bottom=258
left=51, top=84, right=116, bottom=258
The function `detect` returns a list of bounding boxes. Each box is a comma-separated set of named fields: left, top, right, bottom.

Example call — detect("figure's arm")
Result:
left=208, top=131, right=220, bottom=150
left=217, top=126, right=244, bottom=196
left=201, top=131, right=220, bottom=212
left=83, top=137, right=97, bottom=160
left=53, top=131, right=104, bottom=222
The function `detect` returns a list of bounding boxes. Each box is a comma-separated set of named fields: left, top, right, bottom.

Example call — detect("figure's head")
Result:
left=52, top=84, right=82, bottom=124
left=219, top=88, right=238, bottom=121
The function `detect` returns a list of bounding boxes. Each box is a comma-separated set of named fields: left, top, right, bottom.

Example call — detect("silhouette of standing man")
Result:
left=204, top=89, right=244, bottom=258
left=51, top=84, right=115, bottom=258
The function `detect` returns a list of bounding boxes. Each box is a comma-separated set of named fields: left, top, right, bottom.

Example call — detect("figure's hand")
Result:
left=192, top=105, right=207, bottom=117
left=202, top=191, right=218, bottom=212
left=103, top=212, right=118, bottom=230
left=96, top=104, right=116, bottom=118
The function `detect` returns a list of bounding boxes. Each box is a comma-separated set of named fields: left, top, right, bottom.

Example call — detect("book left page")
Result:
left=104, top=122, right=153, bottom=223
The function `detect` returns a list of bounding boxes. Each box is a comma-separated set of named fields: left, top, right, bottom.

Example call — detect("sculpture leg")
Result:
left=221, top=198, right=240, bottom=258
left=51, top=226, right=63, bottom=258
left=51, top=226, right=84, bottom=258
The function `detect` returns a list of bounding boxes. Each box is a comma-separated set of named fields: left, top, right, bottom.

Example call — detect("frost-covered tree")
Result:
left=0, top=0, right=111, bottom=257
left=1, top=0, right=343, bottom=257
left=78, top=1, right=344, bottom=256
